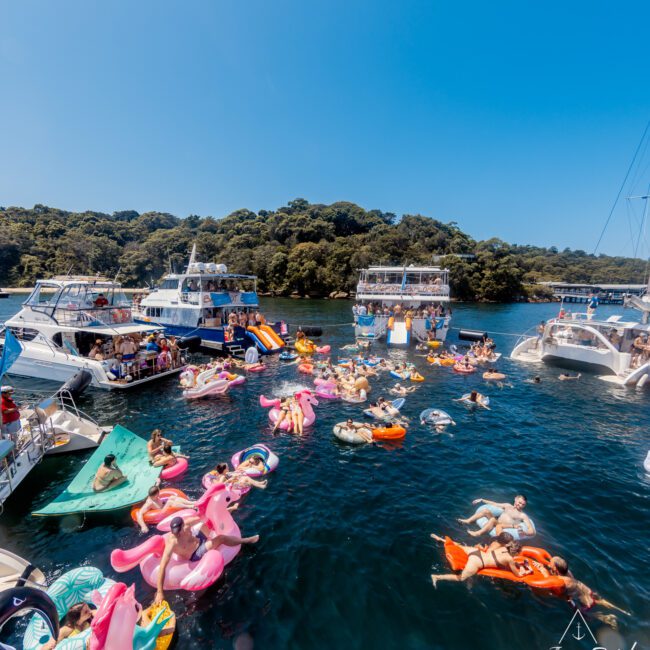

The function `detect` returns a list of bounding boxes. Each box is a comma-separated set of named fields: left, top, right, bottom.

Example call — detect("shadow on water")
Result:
left=1, top=296, right=649, bottom=649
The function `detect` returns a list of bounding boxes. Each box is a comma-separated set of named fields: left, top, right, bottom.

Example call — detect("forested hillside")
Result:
left=0, top=200, right=645, bottom=301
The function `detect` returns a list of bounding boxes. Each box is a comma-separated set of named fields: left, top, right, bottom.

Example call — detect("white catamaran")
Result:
left=354, top=265, right=451, bottom=345
left=511, top=287, right=650, bottom=386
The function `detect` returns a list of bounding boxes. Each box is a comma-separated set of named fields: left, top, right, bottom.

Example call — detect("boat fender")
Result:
left=57, top=369, right=93, bottom=400
left=637, top=373, right=648, bottom=388
left=458, top=329, right=488, bottom=342
left=297, top=326, right=322, bottom=338
left=177, top=335, right=202, bottom=352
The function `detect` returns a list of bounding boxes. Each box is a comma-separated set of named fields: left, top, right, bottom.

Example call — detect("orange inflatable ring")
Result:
left=130, top=488, right=188, bottom=525
left=453, top=364, right=476, bottom=374
left=410, top=372, right=425, bottom=382
left=439, top=358, right=455, bottom=367
left=443, top=537, right=566, bottom=595
left=372, top=425, right=406, bottom=440
left=298, top=363, right=314, bottom=374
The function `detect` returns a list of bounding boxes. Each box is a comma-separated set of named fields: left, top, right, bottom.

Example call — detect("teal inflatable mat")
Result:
left=33, top=424, right=161, bottom=516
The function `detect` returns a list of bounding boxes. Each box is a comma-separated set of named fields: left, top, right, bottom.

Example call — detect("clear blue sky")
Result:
left=1, top=0, right=649, bottom=256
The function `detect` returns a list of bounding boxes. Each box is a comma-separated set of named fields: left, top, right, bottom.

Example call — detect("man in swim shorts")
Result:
left=458, top=494, right=534, bottom=538
left=155, top=516, right=259, bottom=604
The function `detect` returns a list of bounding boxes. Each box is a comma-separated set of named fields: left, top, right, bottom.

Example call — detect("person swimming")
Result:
left=548, top=556, right=630, bottom=627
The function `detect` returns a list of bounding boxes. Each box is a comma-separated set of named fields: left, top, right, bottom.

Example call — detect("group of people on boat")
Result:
left=353, top=302, right=450, bottom=320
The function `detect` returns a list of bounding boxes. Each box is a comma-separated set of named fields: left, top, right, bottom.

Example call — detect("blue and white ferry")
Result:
left=134, top=247, right=286, bottom=355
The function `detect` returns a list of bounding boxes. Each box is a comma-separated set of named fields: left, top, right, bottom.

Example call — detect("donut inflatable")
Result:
left=130, top=488, right=188, bottom=525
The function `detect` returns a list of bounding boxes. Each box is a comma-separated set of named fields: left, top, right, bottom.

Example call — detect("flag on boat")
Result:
left=0, top=328, right=22, bottom=379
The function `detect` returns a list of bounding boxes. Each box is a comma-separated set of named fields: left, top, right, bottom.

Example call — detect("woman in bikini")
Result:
left=152, top=444, right=189, bottom=469
left=429, top=532, right=530, bottom=587
left=147, top=429, right=173, bottom=462
left=272, top=398, right=292, bottom=433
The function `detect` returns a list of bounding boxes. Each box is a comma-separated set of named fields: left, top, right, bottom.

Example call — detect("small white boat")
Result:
left=1, top=390, right=112, bottom=509
left=25, top=392, right=110, bottom=455
left=0, top=549, right=46, bottom=591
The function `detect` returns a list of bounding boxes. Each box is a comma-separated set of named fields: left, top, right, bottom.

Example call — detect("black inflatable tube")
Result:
left=296, top=326, right=322, bottom=337
left=0, top=587, right=59, bottom=641
left=457, top=329, right=488, bottom=342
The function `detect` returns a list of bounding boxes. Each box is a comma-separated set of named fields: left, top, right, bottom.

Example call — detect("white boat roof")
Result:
left=37, top=276, right=121, bottom=288
left=362, top=266, right=447, bottom=272
left=75, top=323, right=159, bottom=335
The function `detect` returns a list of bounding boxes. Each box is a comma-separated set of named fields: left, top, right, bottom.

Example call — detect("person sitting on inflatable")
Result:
left=41, top=601, right=94, bottom=649
left=289, top=395, right=305, bottom=435
left=272, top=398, right=292, bottom=433
left=390, top=383, right=416, bottom=396
left=154, top=516, right=259, bottom=605
left=41, top=596, right=156, bottom=649
left=93, top=454, right=127, bottom=492
left=152, top=444, right=189, bottom=470
left=136, top=485, right=196, bottom=534
left=340, top=418, right=373, bottom=444
left=455, top=390, right=490, bottom=410
left=147, top=429, right=173, bottom=462
left=429, top=532, right=531, bottom=587
left=205, top=462, right=268, bottom=491
left=458, top=495, right=534, bottom=538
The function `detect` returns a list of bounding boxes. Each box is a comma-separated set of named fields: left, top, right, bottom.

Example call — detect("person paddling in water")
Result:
left=155, top=515, right=259, bottom=604
left=458, top=495, right=534, bottom=538
left=559, top=373, right=581, bottom=381
left=429, top=532, right=531, bottom=587
left=548, top=556, right=630, bottom=627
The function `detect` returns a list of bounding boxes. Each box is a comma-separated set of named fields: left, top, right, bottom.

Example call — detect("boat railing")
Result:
left=545, top=322, right=620, bottom=354
left=54, top=307, right=133, bottom=327
left=356, top=283, right=450, bottom=296
left=512, top=325, right=540, bottom=352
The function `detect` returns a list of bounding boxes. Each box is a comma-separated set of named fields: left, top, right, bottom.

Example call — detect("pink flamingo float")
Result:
left=110, top=483, right=242, bottom=592
left=259, top=389, right=319, bottom=430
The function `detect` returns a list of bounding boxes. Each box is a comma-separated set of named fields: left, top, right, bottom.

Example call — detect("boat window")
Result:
left=8, top=326, right=40, bottom=341
left=146, top=307, right=163, bottom=318
left=160, top=279, right=179, bottom=290
left=25, top=284, right=61, bottom=307
left=52, top=333, right=63, bottom=347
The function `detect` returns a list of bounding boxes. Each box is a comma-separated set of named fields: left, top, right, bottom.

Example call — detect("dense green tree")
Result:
left=0, top=199, right=646, bottom=299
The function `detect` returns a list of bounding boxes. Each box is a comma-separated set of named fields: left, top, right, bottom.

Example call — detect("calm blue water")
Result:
left=1, top=295, right=649, bottom=649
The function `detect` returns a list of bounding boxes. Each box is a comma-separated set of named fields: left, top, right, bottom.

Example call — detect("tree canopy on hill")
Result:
left=0, top=200, right=645, bottom=301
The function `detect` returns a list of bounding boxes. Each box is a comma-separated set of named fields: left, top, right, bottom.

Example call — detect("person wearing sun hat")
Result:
left=1, top=385, right=21, bottom=443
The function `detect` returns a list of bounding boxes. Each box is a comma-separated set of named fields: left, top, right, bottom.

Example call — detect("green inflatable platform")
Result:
left=33, top=424, right=161, bottom=517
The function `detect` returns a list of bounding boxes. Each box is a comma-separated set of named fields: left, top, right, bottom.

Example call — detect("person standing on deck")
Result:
left=1, top=386, right=21, bottom=443
left=587, top=293, right=599, bottom=320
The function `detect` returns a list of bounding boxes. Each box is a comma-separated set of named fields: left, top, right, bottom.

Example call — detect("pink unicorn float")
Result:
left=259, top=389, right=319, bottom=430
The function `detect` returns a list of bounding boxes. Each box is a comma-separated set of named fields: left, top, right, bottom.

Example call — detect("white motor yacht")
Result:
left=133, top=245, right=286, bottom=355
left=354, top=265, right=452, bottom=345
left=0, top=276, right=184, bottom=390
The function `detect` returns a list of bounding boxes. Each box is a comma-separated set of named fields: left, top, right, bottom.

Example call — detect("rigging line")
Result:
left=593, top=119, right=650, bottom=254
